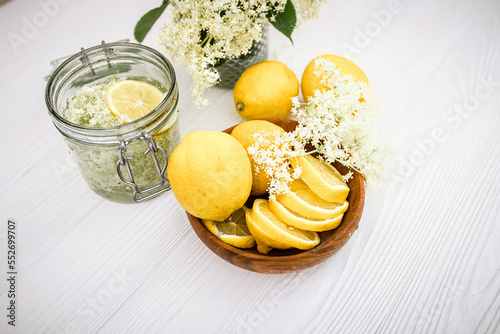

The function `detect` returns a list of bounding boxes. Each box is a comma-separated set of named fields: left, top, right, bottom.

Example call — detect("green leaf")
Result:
left=134, top=1, right=169, bottom=43
left=267, top=0, right=297, bottom=45
left=213, top=58, right=227, bottom=67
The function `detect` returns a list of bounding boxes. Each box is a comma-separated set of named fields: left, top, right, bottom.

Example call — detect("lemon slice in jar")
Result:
left=106, top=80, right=164, bottom=122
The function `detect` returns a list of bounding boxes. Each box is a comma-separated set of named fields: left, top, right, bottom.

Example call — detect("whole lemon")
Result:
left=167, top=131, right=252, bottom=221
left=233, top=61, right=299, bottom=120
left=231, top=120, right=285, bottom=196
left=301, top=54, right=369, bottom=102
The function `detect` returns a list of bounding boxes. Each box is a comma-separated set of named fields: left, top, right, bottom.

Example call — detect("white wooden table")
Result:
left=1, top=0, right=499, bottom=333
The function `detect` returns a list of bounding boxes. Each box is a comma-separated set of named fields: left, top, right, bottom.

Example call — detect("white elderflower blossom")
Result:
left=158, top=0, right=329, bottom=107
left=249, top=58, right=392, bottom=198
left=248, top=131, right=301, bottom=199
left=160, top=0, right=287, bottom=107
left=292, top=0, right=330, bottom=23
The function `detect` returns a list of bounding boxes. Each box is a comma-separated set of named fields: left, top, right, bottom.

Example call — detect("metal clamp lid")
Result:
left=45, top=39, right=129, bottom=81
left=116, top=131, right=170, bottom=202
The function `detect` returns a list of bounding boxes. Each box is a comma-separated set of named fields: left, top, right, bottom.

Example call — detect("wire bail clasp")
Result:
left=45, top=39, right=130, bottom=80
left=116, top=132, right=170, bottom=202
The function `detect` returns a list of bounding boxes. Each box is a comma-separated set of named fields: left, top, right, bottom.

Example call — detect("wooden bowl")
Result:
left=187, top=119, right=365, bottom=274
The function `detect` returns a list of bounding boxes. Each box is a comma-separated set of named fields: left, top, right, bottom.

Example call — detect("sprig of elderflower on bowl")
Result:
left=249, top=58, right=392, bottom=199
left=247, top=130, right=303, bottom=200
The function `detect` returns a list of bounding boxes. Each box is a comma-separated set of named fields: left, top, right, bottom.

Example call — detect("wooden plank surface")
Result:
left=0, top=0, right=499, bottom=333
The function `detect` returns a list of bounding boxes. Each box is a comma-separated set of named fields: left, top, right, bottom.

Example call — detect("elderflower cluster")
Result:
left=293, top=0, right=330, bottom=24
left=247, top=131, right=303, bottom=200
left=159, top=0, right=329, bottom=107
left=160, top=0, right=286, bottom=107
left=248, top=58, right=392, bottom=198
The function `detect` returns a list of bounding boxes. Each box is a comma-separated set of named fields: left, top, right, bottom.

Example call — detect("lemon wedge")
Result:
left=268, top=199, right=347, bottom=232
left=277, top=179, right=349, bottom=220
left=291, top=155, right=350, bottom=203
left=245, top=210, right=284, bottom=254
left=250, top=199, right=320, bottom=251
left=106, top=80, right=164, bottom=122
left=202, top=207, right=256, bottom=249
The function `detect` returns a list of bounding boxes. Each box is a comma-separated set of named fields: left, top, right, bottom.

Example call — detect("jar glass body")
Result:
left=46, top=42, right=180, bottom=203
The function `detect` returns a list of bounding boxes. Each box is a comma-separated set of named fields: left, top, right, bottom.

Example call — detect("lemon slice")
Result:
left=156, top=107, right=179, bottom=136
left=277, top=179, right=349, bottom=220
left=245, top=209, right=293, bottom=254
left=106, top=80, right=164, bottom=122
left=245, top=210, right=282, bottom=254
left=202, top=207, right=256, bottom=249
left=268, top=199, right=347, bottom=232
left=291, top=155, right=350, bottom=203
left=250, top=199, right=320, bottom=251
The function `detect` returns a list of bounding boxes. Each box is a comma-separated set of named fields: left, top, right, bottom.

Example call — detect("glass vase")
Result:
left=215, top=28, right=269, bottom=88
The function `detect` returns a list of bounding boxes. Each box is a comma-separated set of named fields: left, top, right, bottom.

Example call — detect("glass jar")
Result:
left=46, top=42, right=180, bottom=203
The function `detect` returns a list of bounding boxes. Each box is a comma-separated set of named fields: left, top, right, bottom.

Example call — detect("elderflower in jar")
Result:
left=46, top=42, right=180, bottom=203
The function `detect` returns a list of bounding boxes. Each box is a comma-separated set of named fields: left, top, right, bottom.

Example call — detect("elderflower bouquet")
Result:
left=134, top=0, right=329, bottom=106
left=248, top=58, right=392, bottom=199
